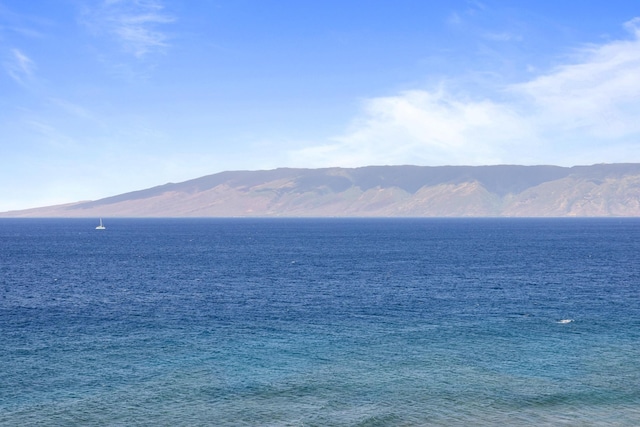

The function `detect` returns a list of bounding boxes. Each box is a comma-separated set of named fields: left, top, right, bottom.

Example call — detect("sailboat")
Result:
left=96, top=218, right=106, bottom=230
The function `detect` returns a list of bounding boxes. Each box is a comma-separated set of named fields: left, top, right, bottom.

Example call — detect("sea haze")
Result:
left=1, top=218, right=640, bottom=425
left=3, top=164, right=640, bottom=217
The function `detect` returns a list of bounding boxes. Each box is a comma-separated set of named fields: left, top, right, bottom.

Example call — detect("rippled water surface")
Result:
left=1, top=218, right=640, bottom=426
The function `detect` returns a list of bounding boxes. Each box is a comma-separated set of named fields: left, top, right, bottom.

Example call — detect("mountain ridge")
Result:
left=3, top=164, right=640, bottom=217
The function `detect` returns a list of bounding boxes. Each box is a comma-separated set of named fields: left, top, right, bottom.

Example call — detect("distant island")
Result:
left=3, top=164, right=640, bottom=217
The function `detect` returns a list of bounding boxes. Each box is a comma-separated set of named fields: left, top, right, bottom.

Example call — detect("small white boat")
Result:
left=96, top=218, right=106, bottom=230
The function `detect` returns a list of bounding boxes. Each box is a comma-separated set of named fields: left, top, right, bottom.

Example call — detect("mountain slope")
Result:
left=3, top=164, right=640, bottom=217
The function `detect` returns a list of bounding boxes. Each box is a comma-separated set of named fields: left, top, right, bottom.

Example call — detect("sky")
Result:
left=2, top=0, right=640, bottom=211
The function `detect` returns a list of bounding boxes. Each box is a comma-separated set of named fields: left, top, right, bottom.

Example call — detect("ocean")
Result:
left=1, top=218, right=639, bottom=426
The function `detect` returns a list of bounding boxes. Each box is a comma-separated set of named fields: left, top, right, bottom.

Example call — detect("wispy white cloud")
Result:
left=447, top=0, right=487, bottom=27
left=290, top=18, right=640, bottom=167
left=623, top=17, right=640, bottom=34
left=4, top=48, right=35, bottom=84
left=48, top=98, right=96, bottom=121
left=482, top=31, right=522, bottom=42
left=467, top=0, right=486, bottom=11
left=291, top=89, right=533, bottom=167
left=84, top=0, right=174, bottom=58
left=0, top=6, right=44, bottom=87
left=512, top=17, right=640, bottom=140
left=0, top=2, right=53, bottom=41
left=25, top=119, right=78, bottom=150
left=446, top=12, right=462, bottom=26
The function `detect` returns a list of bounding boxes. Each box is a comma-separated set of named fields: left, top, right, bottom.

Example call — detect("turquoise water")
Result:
left=1, top=218, right=639, bottom=425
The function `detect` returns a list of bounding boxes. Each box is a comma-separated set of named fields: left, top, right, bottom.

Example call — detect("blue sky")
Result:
left=2, top=0, right=640, bottom=211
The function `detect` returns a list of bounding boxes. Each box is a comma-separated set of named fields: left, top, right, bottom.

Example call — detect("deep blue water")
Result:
left=1, top=218, right=640, bottom=426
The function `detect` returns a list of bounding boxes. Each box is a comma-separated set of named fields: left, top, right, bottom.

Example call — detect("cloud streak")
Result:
left=291, top=18, right=640, bottom=167
left=4, top=48, right=35, bottom=85
left=512, top=18, right=640, bottom=139
left=85, top=0, right=174, bottom=58
left=292, top=89, right=533, bottom=167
